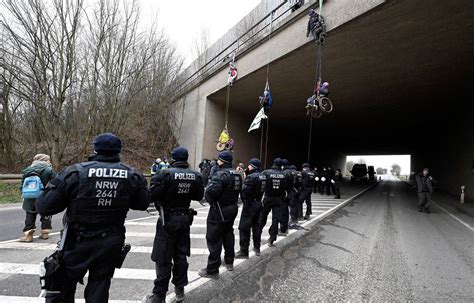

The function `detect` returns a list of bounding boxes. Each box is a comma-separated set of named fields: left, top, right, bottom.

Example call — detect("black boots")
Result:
left=235, top=251, right=249, bottom=259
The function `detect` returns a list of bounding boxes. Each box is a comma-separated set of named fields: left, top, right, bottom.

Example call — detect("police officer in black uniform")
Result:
left=145, top=147, right=204, bottom=303
left=199, top=151, right=242, bottom=278
left=258, top=158, right=288, bottom=247
left=321, top=166, right=329, bottom=195
left=333, top=168, right=343, bottom=199
left=313, top=166, right=320, bottom=194
left=317, top=167, right=325, bottom=194
left=235, top=158, right=266, bottom=258
left=327, top=166, right=336, bottom=195
left=280, top=159, right=294, bottom=236
left=36, top=133, right=150, bottom=303
left=300, top=163, right=316, bottom=220
left=288, top=165, right=302, bottom=224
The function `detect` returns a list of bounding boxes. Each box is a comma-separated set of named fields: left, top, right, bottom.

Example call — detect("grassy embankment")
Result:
left=0, top=182, right=21, bottom=204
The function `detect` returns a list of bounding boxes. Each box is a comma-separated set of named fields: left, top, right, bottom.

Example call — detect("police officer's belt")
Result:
left=71, top=224, right=124, bottom=242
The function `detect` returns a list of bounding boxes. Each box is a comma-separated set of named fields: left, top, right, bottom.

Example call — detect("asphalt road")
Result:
left=0, top=183, right=369, bottom=302
left=187, top=180, right=474, bottom=302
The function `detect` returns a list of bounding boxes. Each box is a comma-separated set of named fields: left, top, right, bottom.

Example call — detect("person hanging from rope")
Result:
left=216, top=128, right=234, bottom=151
left=227, top=61, right=238, bottom=86
left=227, top=54, right=238, bottom=87
left=305, top=80, right=321, bottom=112
left=319, top=81, right=330, bottom=97
left=306, top=81, right=331, bottom=115
left=306, top=9, right=327, bottom=45
left=258, top=81, right=273, bottom=114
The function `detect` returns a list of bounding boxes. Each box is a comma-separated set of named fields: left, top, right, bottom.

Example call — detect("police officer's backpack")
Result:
left=22, top=174, right=44, bottom=199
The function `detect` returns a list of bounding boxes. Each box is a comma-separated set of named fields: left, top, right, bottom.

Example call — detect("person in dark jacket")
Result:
left=150, top=158, right=161, bottom=176
left=312, top=166, right=320, bottom=194
left=145, top=147, right=204, bottom=303
left=199, top=151, right=242, bottom=278
left=236, top=158, right=266, bottom=258
left=280, top=159, right=294, bottom=235
left=409, top=171, right=417, bottom=190
left=199, top=159, right=211, bottom=186
left=258, top=158, right=289, bottom=246
left=289, top=165, right=302, bottom=224
left=306, top=9, right=327, bottom=44
left=299, top=163, right=316, bottom=220
left=327, top=166, right=335, bottom=195
left=319, top=167, right=327, bottom=195
left=208, top=160, right=218, bottom=181
left=19, top=154, right=57, bottom=242
left=332, top=169, right=343, bottom=199
left=415, top=168, right=436, bottom=213
left=36, top=133, right=150, bottom=303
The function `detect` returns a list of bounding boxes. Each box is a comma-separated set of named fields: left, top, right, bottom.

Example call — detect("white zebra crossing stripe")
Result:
left=125, top=219, right=274, bottom=227
left=0, top=242, right=210, bottom=255
left=126, top=232, right=269, bottom=240
left=0, top=188, right=367, bottom=303
left=0, top=296, right=141, bottom=303
left=0, top=262, right=201, bottom=282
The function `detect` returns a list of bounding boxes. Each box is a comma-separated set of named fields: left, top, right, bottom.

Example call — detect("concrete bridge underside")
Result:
left=178, top=0, right=474, bottom=199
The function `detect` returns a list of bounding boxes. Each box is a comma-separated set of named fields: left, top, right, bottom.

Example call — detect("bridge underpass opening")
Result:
left=201, top=0, right=473, bottom=198
left=345, top=155, right=411, bottom=179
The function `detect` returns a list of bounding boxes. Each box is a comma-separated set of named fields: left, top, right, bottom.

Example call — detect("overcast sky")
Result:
left=139, top=0, right=261, bottom=64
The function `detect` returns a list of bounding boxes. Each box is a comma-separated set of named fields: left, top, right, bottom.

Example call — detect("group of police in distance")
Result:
left=25, top=133, right=342, bottom=302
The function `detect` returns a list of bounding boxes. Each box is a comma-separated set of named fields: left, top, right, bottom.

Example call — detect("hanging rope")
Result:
left=264, top=113, right=270, bottom=168
left=258, top=11, right=275, bottom=168
left=260, top=119, right=264, bottom=160
left=224, top=84, right=231, bottom=129
left=307, top=0, right=324, bottom=163
left=313, top=38, right=323, bottom=94
left=265, top=12, right=275, bottom=83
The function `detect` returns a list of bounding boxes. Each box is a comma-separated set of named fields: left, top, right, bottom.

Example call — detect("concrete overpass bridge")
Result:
left=173, top=0, right=474, bottom=199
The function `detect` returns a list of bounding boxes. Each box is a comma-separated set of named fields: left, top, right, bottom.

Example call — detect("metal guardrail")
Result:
left=0, top=174, right=22, bottom=180
left=174, top=0, right=295, bottom=100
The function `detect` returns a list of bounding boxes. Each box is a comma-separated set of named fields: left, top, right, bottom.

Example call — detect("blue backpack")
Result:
left=22, top=174, right=44, bottom=199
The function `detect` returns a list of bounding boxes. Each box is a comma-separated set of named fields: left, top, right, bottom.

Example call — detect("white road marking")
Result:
left=0, top=191, right=367, bottom=303
left=0, top=206, right=22, bottom=211
left=0, top=262, right=176, bottom=280
left=432, top=201, right=474, bottom=232
left=0, top=242, right=210, bottom=255
left=0, top=296, right=140, bottom=303
left=126, top=232, right=269, bottom=240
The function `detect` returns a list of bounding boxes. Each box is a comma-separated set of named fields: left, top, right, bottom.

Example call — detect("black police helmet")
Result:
left=302, top=163, right=310, bottom=168
left=218, top=150, right=233, bottom=163
left=282, top=159, right=290, bottom=166
left=273, top=158, right=283, bottom=167
left=93, top=133, right=122, bottom=155
left=249, top=158, right=261, bottom=169
left=171, top=147, right=189, bottom=162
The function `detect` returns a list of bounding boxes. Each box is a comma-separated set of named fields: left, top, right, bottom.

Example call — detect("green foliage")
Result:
left=0, top=183, right=22, bottom=204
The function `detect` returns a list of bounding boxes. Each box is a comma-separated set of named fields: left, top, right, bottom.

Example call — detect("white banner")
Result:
left=248, top=108, right=268, bottom=132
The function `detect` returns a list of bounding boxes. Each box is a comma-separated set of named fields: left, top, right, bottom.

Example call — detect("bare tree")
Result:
left=235, top=6, right=264, bottom=49
left=191, top=26, right=211, bottom=79
left=0, top=0, right=184, bottom=172
left=1, top=0, right=83, bottom=168
left=391, top=164, right=401, bottom=176
left=346, top=161, right=354, bottom=172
